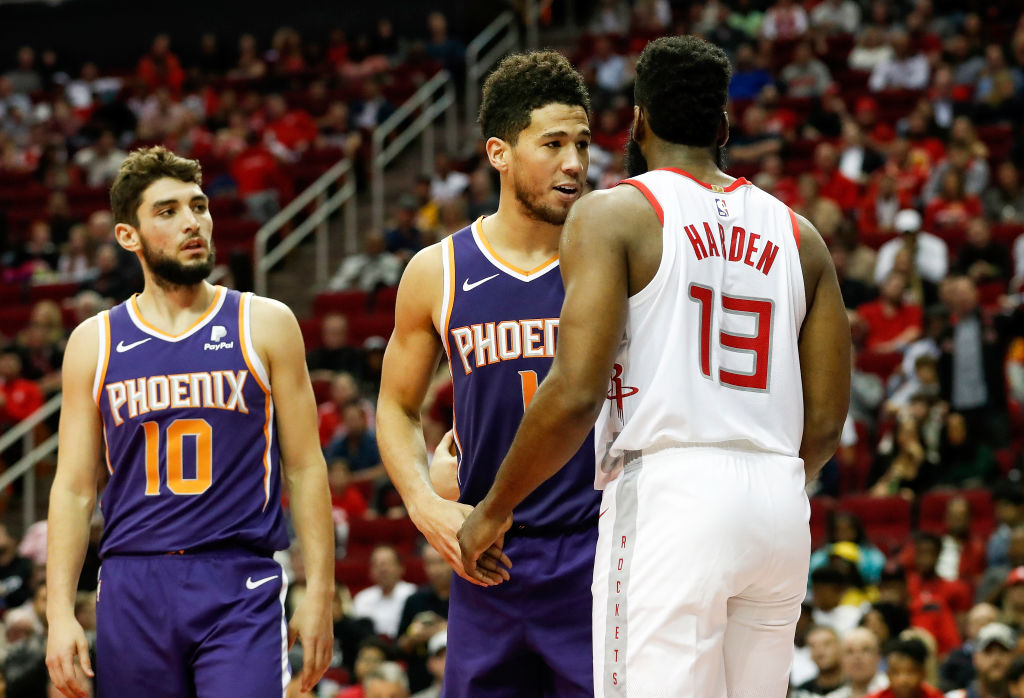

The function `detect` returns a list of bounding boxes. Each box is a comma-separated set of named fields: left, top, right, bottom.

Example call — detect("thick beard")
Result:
left=625, top=136, right=648, bottom=178
left=139, top=236, right=216, bottom=288
left=513, top=174, right=570, bottom=226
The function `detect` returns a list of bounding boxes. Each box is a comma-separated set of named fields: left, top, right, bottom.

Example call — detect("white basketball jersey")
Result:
left=594, top=168, right=807, bottom=488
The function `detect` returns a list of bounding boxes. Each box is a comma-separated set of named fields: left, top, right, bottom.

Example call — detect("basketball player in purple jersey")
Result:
left=376, top=52, right=599, bottom=696
left=45, top=147, right=334, bottom=698
left=460, top=37, right=851, bottom=697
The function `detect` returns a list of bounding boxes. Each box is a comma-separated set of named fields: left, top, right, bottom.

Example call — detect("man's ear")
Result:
left=717, top=111, right=730, bottom=149
left=114, top=222, right=140, bottom=252
left=485, top=136, right=510, bottom=174
left=631, top=105, right=645, bottom=142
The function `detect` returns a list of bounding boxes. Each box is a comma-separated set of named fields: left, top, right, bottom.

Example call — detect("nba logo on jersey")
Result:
left=715, top=198, right=728, bottom=217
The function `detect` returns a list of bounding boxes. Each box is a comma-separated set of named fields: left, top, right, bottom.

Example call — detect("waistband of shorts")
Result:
left=619, top=441, right=802, bottom=471
left=506, top=517, right=598, bottom=538
left=102, top=542, right=276, bottom=559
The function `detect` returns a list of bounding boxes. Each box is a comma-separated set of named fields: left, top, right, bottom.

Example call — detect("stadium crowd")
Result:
left=3, top=0, right=1024, bottom=696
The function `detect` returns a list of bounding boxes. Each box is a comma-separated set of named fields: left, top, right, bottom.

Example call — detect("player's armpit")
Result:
left=795, top=215, right=851, bottom=481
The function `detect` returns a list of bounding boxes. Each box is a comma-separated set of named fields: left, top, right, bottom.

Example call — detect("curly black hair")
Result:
left=478, top=50, right=590, bottom=144
left=634, top=36, right=732, bottom=147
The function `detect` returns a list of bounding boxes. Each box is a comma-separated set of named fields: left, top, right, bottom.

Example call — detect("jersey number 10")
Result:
left=141, top=419, right=213, bottom=495
left=688, top=284, right=773, bottom=392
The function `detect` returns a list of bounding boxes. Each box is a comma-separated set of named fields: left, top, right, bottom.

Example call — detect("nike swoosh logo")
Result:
left=599, top=508, right=609, bottom=518
left=115, top=338, right=152, bottom=353
left=463, top=274, right=500, bottom=292
left=245, top=575, right=279, bottom=590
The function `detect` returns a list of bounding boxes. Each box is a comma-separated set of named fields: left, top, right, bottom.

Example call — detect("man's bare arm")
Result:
left=376, top=245, right=507, bottom=586
left=796, top=215, right=852, bottom=481
left=459, top=188, right=649, bottom=575
left=251, top=297, right=334, bottom=692
left=46, top=318, right=101, bottom=697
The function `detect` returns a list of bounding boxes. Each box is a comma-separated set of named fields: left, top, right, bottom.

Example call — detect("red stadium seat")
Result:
left=373, top=286, right=399, bottom=314
left=856, top=350, right=903, bottom=380
left=837, top=494, right=912, bottom=554
left=29, top=282, right=79, bottom=303
left=0, top=306, right=33, bottom=336
left=347, top=517, right=420, bottom=557
left=335, top=559, right=372, bottom=594
left=349, top=314, right=395, bottom=344
left=299, top=317, right=322, bottom=350
left=313, top=291, right=370, bottom=316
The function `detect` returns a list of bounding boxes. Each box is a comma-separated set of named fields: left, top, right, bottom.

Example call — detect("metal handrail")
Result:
left=371, top=70, right=457, bottom=233
left=253, top=157, right=358, bottom=297
left=465, top=11, right=521, bottom=138
left=0, top=393, right=60, bottom=455
left=0, top=433, right=58, bottom=534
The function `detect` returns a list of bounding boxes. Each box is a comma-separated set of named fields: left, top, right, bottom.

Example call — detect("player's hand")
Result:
left=409, top=496, right=510, bottom=587
left=430, top=430, right=460, bottom=501
left=458, top=505, right=514, bottom=586
left=288, top=592, right=333, bottom=693
left=45, top=614, right=94, bottom=698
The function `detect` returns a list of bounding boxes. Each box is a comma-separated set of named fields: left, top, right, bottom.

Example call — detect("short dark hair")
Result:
left=634, top=35, right=732, bottom=147
left=478, top=50, right=590, bottom=145
left=110, top=146, right=202, bottom=228
left=915, top=531, right=942, bottom=551
left=884, top=638, right=928, bottom=666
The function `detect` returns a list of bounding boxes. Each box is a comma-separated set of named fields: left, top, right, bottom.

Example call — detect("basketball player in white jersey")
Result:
left=459, top=36, right=851, bottom=697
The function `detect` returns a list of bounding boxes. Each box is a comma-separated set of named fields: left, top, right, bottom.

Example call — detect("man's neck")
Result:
left=485, top=198, right=562, bottom=259
left=644, top=142, right=731, bottom=188
left=136, top=279, right=215, bottom=326
left=816, top=667, right=843, bottom=687
left=979, top=678, right=1008, bottom=698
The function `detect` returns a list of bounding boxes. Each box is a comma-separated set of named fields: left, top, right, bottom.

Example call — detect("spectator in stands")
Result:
left=0, top=523, right=34, bottom=612
left=1009, top=656, right=1024, bottom=698
left=352, top=78, right=396, bottom=131
left=397, top=546, right=450, bottom=693
left=836, top=627, right=890, bottom=698
left=727, top=105, right=783, bottom=164
left=338, top=637, right=390, bottom=698
left=875, top=210, right=949, bottom=287
left=813, top=142, right=859, bottom=212
left=72, top=129, right=126, bottom=188
left=869, top=29, right=930, bottom=92
left=728, top=42, right=774, bottom=100
left=364, top=661, right=410, bottom=698
left=945, top=622, right=1015, bottom=698
left=980, top=529, right=1024, bottom=605
left=428, top=152, right=468, bottom=205
left=814, top=513, right=888, bottom=585
left=839, top=121, right=885, bottom=185
left=876, top=563, right=958, bottom=659
left=360, top=335, right=386, bottom=402
left=318, top=371, right=375, bottom=447
left=985, top=162, right=1024, bottom=223
left=1002, top=567, right=1024, bottom=630
left=795, top=173, right=843, bottom=241
left=135, top=86, right=191, bottom=141
left=850, top=24, right=895, bottom=72
left=583, top=35, right=633, bottom=108
left=908, top=531, right=973, bottom=619
left=326, top=231, right=403, bottom=293
left=136, top=33, right=184, bottom=93
left=856, top=271, right=923, bottom=353
left=329, top=459, right=369, bottom=527
left=938, top=275, right=1010, bottom=447
left=794, top=625, right=845, bottom=697
left=811, top=566, right=864, bottom=634
left=4, top=45, right=41, bottom=95
left=937, top=497, right=987, bottom=582
left=424, top=12, right=464, bottom=78
left=0, top=349, right=44, bottom=433
left=307, top=314, right=365, bottom=383
left=317, top=100, right=363, bottom=161
left=465, top=168, right=498, bottom=222
left=811, top=0, right=861, bottom=35
left=761, top=0, right=808, bottom=40
left=6, top=220, right=59, bottom=280
left=325, top=403, right=384, bottom=484
left=863, top=601, right=911, bottom=649
left=941, top=603, right=1000, bottom=690
left=945, top=33, right=986, bottom=90
left=859, top=172, right=908, bottom=235
left=265, top=93, right=318, bottom=157
left=953, top=217, right=1010, bottom=285
left=231, top=131, right=289, bottom=223
left=410, top=630, right=445, bottom=698
left=923, top=170, right=984, bottom=233
left=870, top=637, right=944, bottom=698
left=385, top=197, right=425, bottom=261
left=989, top=484, right=1024, bottom=569
left=588, top=0, right=631, bottom=35
left=89, top=243, right=136, bottom=302
left=228, top=33, right=266, bottom=79
left=352, top=545, right=417, bottom=640
left=923, top=140, right=990, bottom=203
left=781, top=41, right=833, bottom=98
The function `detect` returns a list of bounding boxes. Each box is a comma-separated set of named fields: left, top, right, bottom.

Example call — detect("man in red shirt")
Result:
left=0, top=350, right=43, bottom=429
left=868, top=637, right=944, bottom=698
left=907, top=532, right=973, bottom=615
left=814, top=141, right=860, bottom=212
left=856, top=271, right=923, bottom=353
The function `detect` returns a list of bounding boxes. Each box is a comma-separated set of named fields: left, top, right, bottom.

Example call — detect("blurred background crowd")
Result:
left=3, top=0, right=1024, bottom=696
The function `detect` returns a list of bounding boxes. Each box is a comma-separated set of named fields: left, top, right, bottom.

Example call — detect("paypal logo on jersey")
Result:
left=205, top=325, right=234, bottom=351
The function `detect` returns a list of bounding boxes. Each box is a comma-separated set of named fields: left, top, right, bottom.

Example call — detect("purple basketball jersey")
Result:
left=95, top=287, right=288, bottom=557
left=441, top=220, right=599, bottom=529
